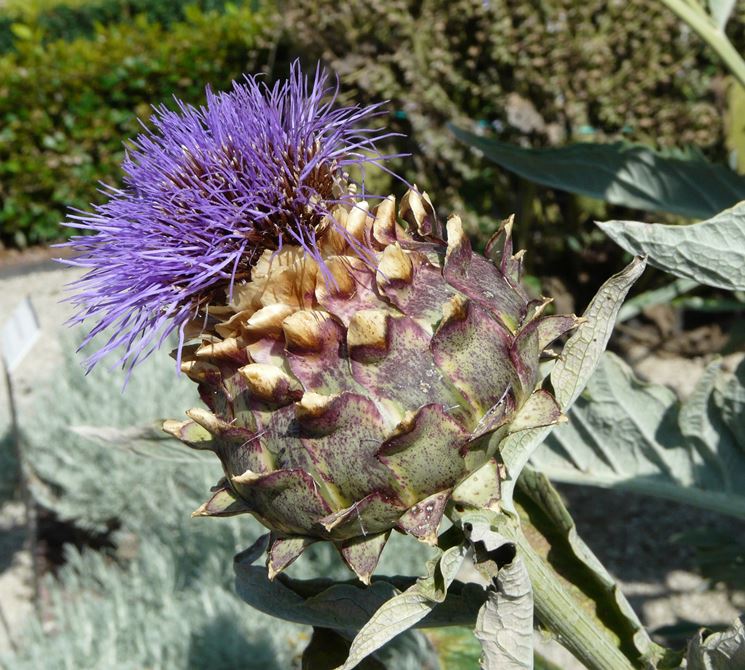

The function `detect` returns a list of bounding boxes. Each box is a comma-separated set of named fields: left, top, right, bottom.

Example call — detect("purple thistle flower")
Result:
left=61, top=61, right=403, bottom=376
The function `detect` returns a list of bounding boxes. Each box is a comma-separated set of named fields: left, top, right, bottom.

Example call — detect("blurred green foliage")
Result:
left=0, top=3, right=275, bottom=248
left=1, top=0, right=742, bottom=296
left=283, top=0, right=737, bottom=259
left=0, top=0, right=247, bottom=52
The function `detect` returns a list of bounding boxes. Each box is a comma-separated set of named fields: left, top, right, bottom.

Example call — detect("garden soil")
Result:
left=0, top=256, right=743, bottom=667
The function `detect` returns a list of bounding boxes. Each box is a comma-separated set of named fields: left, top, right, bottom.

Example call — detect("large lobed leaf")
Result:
left=450, top=128, right=745, bottom=219
left=234, top=523, right=536, bottom=669
left=687, top=617, right=745, bottom=670
left=531, top=353, right=745, bottom=519
left=598, top=201, right=745, bottom=291
left=234, top=535, right=467, bottom=632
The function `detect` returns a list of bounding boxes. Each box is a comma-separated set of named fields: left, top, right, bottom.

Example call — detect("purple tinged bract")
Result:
left=61, top=61, right=401, bottom=376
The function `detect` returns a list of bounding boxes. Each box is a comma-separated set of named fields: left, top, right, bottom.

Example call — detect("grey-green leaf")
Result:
left=598, top=201, right=745, bottom=291
left=337, top=546, right=466, bottom=670
left=550, top=256, right=646, bottom=409
left=460, top=503, right=653, bottom=670
left=532, top=353, right=745, bottom=519
left=235, top=535, right=400, bottom=629
left=687, top=617, right=745, bottom=670
left=708, top=0, right=737, bottom=31
left=449, top=128, right=745, bottom=219
left=499, top=257, right=645, bottom=508
left=469, top=531, right=533, bottom=669
left=234, top=542, right=486, bottom=633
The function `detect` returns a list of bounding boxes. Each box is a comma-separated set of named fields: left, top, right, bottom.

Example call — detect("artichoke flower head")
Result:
left=63, top=63, right=578, bottom=583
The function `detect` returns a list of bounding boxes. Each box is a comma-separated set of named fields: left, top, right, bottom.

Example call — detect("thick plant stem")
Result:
left=659, top=0, right=745, bottom=88
left=501, top=521, right=638, bottom=670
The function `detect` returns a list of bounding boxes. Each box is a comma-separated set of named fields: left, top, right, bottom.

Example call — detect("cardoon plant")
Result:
left=64, top=62, right=648, bottom=669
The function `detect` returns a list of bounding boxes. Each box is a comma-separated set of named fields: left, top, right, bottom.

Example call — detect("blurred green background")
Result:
left=2, top=0, right=744, bottom=306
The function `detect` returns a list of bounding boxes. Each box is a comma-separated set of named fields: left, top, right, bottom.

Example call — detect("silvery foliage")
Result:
left=0, top=336, right=309, bottom=667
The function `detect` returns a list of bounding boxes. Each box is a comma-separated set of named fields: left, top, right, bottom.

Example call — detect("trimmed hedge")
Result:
left=0, top=0, right=247, bottom=51
left=0, top=5, right=275, bottom=247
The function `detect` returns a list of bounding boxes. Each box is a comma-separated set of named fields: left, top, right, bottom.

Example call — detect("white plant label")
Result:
left=2, top=297, right=41, bottom=373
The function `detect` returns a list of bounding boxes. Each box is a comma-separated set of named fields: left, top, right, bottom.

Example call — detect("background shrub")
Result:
left=283, top=0, right=736, bottom=249
left=1, top=0, right=741, bottom=266
left=0, top=3, right=275, bottom=247
left=0, top=0, right=250, bottom=50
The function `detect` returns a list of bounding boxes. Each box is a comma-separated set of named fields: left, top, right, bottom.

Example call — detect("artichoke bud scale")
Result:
left=165, top=190, right=575, bottom=582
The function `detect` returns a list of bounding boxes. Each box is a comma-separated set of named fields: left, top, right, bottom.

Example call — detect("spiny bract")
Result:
left=164, top=191, right=578, bottom=583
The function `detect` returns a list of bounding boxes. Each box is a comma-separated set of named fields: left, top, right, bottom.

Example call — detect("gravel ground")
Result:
left=563, top=485, right=745, bottom=636
left=0, top=258, right=743, bottom=667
